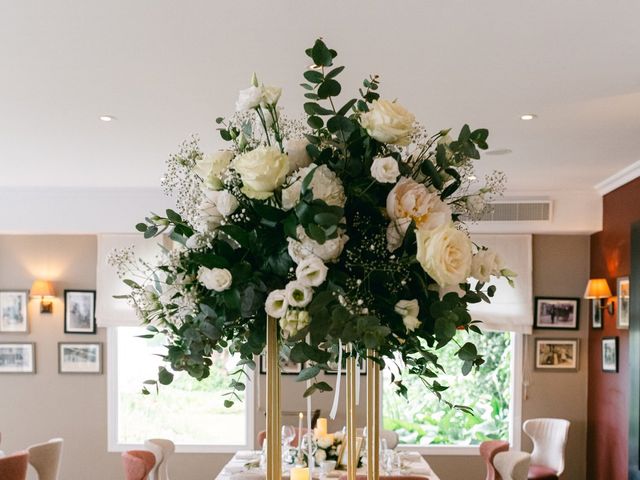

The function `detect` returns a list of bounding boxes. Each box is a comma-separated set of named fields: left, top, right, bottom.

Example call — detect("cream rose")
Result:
left=360, top=99, right=415, bottom=146
left=281, top=164, right=346, bottom=211
left=289, top=226, right=349, bottom=263
left=394, top=299, right=419, bottom=318
left=371, top=156, right=400, bottom=183
left=285, top=280, right=313, bottom=308
left=265, top=289, right=288, bottom=318
left=197, top=267, right=232, bottom=292
left=196, top=193, right=224, bottom=232
left=235, top=85, right=262, bottom=111
left=471, top=248, right=504, bottom=283
left=195, top=151, right=234, bottom=190
left=295, top=256, right=328, bottom=287
left=233, top=146, right=289, bottom=199
left=284, top=139, right=313, bottom=174
left=213, top=190, right=239, bottom=217
left=416, top=224, right=473, bottom=287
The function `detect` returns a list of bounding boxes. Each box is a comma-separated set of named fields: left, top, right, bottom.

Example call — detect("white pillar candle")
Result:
left=316, top=417, right=328, bottom=437
left=290, top=466, right=310, bottom=480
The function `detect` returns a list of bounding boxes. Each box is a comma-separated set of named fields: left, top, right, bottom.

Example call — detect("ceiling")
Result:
left=1, top=1, right=639, bottom=196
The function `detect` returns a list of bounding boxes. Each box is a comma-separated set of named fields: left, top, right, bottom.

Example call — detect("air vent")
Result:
left=473, top=200, right=552, bottom=222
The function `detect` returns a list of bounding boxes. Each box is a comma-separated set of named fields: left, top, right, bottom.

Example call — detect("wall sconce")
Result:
left=30, top=280, right=56, bottom=314
left=584, top=278, right=614, bottom=315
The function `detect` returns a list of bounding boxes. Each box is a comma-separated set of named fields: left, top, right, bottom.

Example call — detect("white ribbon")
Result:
left=355, top=352, right=361, bottom=406
left=306, top=334, right=314, bottom=476
left=329, top=339, right=343, bottom=420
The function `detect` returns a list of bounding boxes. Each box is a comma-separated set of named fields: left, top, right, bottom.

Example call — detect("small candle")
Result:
left=290, top=466, right=310, bottom=480
left=316, top=417, right=328, bottom=437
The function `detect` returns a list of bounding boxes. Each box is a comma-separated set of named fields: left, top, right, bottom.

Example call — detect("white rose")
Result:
left=159, top=284, right=178, bottom=305
left=385, top=177, right=451, bottom=251
left=471, top=248, right=504, bottom=283
left=195, top=151, right=234, bottom=190
left=265, top=289, right=288, bottom=318
left=295, top=256, right=328, bottom=287
left=281, top=164, right=345, bottom=211
left=316, top=436, right=333, bottom=449
left=197, top=267, right=232, bottom=292
left=279, top=309, right=311, bottom=338
left=196, top=194, right=224, bottom=232
left=287, top=237, right=308, bottom=264
left=395, top=299, right=419, bottom=318
left=291, top=226, right=349, bottom=263
left=185, top=233, right=205, bottom=250
left=285, top=281, right=313, bottom=308
left=233, top=146, right=289, bottom=199
left=370, top=156, right=400, bottom=183
left=315, top=449, right=327, bottom=464
left=416, top=224, right=473, bottom=287
left=360, top=99, right=415, bottom=146
left=466, top=195, right=486, bottom=215
left=261, top=85, right=282, bottom=106
left=214, top=190, right=240, bottom=217
left=403, top=316, right=421, bottom=333
left=235, top=85, right=262, bottom=111
left=285, top=139, right=313, bottom=174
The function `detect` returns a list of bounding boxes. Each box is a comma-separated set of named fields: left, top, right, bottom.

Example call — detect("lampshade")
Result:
left=584, top=278, right=612, bottom=299
left=30, top=280, right=55, bottom=298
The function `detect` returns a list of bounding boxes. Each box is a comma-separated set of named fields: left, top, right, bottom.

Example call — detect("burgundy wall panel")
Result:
left=588, top=176, right=640, bottom=479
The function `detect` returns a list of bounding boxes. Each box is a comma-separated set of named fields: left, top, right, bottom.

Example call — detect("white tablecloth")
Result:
left=215, top=450, right=440, bottom=479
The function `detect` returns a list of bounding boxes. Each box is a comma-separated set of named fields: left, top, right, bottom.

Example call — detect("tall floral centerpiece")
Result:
left=111, top=38, right=513, bottom=471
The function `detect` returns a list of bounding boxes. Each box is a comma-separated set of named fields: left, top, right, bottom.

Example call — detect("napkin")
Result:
left=229, top=473, right=264, bottom=480
left=235, top=450, right=260, bottom=460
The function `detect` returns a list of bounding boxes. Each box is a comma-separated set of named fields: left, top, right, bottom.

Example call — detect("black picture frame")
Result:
left=602, top=337, right=619, bottom=373
left=58, top=342, right=102, bottom=374
left=534, top=338, right=579, bottom=371
left=592, top=300, right=603, bottom=329
left=259, top=354, right=303, bottom=375
left=64, top=290, right=96, bottom=334
left=534, top=297, right=580, bottom=330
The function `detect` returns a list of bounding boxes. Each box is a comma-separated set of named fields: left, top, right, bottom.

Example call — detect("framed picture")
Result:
left=259, top=354, right=303, bottom=375
left=617, top=277, right=630, bottom=330
left=337, top=436, right=364, bottom=467
left=0, top=291, right=29, bottom=333
left=534, top=297, right=580, bottom=330
left=58, top=343, right=102, bottom=374
left=602, top=337, right=619, bottom=373
left=591, top=301, right=603, bottom=329
left=535, top=338, right=579, bottom=371
left=64, top=290, right=96, bottom=334
left=0, top=343, right=35, bottom=373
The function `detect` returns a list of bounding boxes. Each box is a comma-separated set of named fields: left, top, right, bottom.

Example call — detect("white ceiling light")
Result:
left=520, top=114, right=537, bottom=121
left=99, top=115, right=115, bottom=122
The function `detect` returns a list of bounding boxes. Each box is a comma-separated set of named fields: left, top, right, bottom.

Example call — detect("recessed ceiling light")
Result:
left=485, top=148, right=513, bottom=156
left=99, top=115, right=115, bottom=122
left=520, top=114, right=537, bottom=121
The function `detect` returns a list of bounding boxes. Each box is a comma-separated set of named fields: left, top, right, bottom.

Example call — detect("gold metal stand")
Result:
left=266, top=315, right=281, bottom=480
left=366, top=349, right=380, bottom=480
left=345, top=347, right=357, bottom=480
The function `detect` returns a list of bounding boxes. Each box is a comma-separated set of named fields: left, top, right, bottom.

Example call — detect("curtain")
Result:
left=468, top=234, right=533, bottom=334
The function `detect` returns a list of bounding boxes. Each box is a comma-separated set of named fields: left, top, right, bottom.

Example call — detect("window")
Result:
left=382, top=331, right=522, bottom=454
left=108, top=327, right=254, bottom=453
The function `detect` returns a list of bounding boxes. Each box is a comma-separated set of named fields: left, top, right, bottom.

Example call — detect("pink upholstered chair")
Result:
left=122, top=450, right=156, bottom=480
left=494, top=451, right=531, bottom=480
left=0, top=451, right=29, bottom=480
left=523, top=418, right=570, bottom=480
left=27, top=438, right=63, bottom=480
left=480, top=440, right=510, bottom=480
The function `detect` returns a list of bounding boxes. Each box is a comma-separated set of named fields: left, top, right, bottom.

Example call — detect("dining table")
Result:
left=215, top=450, right=441, bottom=479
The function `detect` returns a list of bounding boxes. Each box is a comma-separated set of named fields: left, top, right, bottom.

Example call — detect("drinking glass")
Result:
left=299, top=432, right=318, bottom=466
left=281, top=425, right=296, bottom=464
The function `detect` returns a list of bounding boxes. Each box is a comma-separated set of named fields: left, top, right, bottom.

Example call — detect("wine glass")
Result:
left=281, top=425, right=296, bottom=463
left=299, top=432, right=318, bottom=466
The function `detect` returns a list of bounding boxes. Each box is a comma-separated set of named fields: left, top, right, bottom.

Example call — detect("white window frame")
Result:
left=107, top=327, right=255, bottom=453
left=388, top=332, right=523, bottom=456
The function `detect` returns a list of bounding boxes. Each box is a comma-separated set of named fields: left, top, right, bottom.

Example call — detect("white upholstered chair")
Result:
left=145, top=438, right=174, bottom=480
left=494, top=451, right=531, bottom=480
left=143, top=440, right=164, bottom=480
left=27, top=438, right=63, bottom=480
left=523, top=418, right=570, bottom=479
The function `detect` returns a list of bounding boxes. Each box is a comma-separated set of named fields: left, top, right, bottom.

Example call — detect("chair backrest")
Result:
left=27, top=438, right=63, bottom=480
left=145, top=439, right=174, bottom=480
left=494, top=451, right=531, bottom=480
left=340, top=475, right=426, bottom=480
left=143, top=440, right=163, bottom=480
left=122, top=450, right=155, bottom=480
left=523, top=418, right=570, bottom=474
left=0, top=451, right=29, bottom=480
left=480, top=440, right=509, bottom=480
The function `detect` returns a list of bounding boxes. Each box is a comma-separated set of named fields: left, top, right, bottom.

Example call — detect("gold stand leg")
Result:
left=346, top=347, right=357, bottom=480
left=266, top=315, right=281, bottom=480
left=366, top=349, right=380, bottom=480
